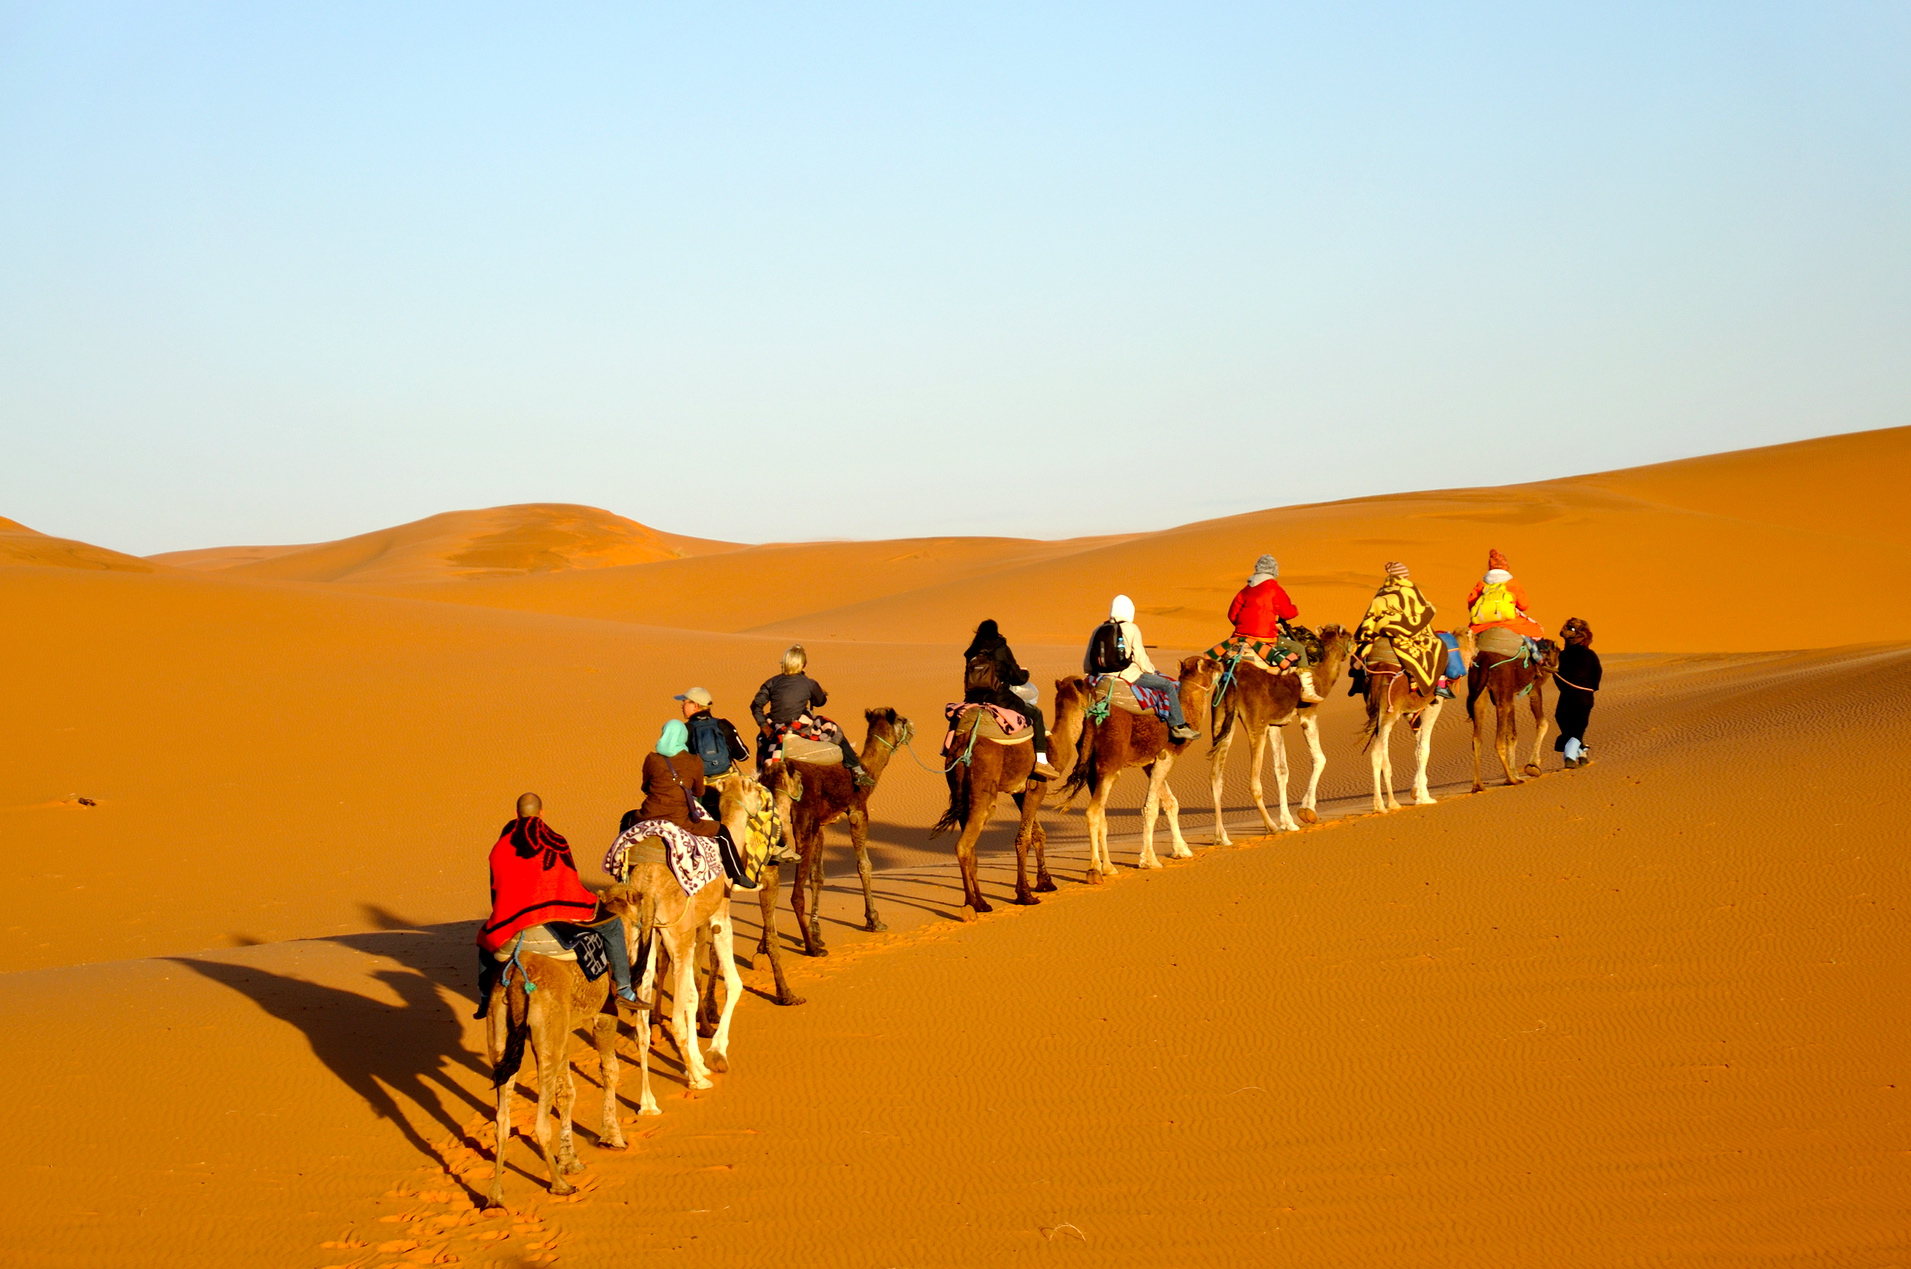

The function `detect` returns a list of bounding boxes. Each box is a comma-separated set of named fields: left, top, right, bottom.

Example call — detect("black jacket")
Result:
left=752, top=672, right=829, bottom=729
left=963, top=627, right=1030, bottom=697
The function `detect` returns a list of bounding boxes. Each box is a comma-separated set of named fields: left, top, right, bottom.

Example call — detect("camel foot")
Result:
left=485, top=1184, right=506, bottom=1210
left=1035, top=874, right=1057, bottom=892
left=1013, top=891, right=1040, bottom=906
left=865, top=917, right=887, bottom=933
left=1382, top=800, right=1401, bottom=813
left=560, top=1154, right=586, bottom=1175
left=707, top=1050, right=730, bottom=1075
left=550, top=1177, right=577, bottom=1195
left=1213, top=832, right=1233, bottom=847
left=1297, top=807, right=1318, bottom=825
left=1170, top=845, right=1194, bottom=859
left=1140, top=856, right=1163, bottom=870
left=1415, top=792, right=1438, bottom=805
left=755, top=937, right=770, bottom=956
left=1470, top=782, right=1485, bottom=793
left=598, top=1134, right=627, bottom=1151
left=1083, top=868, right=1103, bottom=886
left=688, top=1073, right=713, bottom=1091
left=1523, top=763, right=1542, bottom=777
left=639, top=1102, right=663, bottom=1117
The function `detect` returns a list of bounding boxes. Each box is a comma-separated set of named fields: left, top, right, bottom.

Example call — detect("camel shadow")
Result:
left=168, top=916, right=495, bottom=1174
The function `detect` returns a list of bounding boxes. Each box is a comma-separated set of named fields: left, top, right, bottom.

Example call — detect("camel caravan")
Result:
left=475, top=547, right=1599, bottom=1202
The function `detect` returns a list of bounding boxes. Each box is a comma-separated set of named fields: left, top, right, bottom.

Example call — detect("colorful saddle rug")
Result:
left=1084, top=675, right=1174, bottom=719
left=605, top=819, right=725, bottom=896
left=941, top=702, right=1032, bottom=754
left=1204, top=633, right=1302, bottom=674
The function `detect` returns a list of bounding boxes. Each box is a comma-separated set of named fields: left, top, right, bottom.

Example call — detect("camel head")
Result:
left=1536, top=637, right=1560, bottom=676
left=599, top=883, right=639, bottom=918
left=864, top=706, right=914, bottom=751
left=717, top=774, right=773, bottom=842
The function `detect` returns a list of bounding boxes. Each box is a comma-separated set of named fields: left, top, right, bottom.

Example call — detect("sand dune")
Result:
left=146, top=503, right=735, bottom=583
left=2, top=426, right=1907, bottom=1266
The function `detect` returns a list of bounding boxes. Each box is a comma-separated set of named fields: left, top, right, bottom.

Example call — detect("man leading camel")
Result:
left=1218, top=554, right=1322, bottom=703
left=1087, top=594, right=1197, bottom=744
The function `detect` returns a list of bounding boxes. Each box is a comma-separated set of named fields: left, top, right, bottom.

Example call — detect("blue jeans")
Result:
left=1134, top=672, right=1188, bottom=729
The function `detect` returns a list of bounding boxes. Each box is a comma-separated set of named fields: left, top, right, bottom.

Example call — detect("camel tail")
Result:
left=1060, top=731, right=1098, bottom=806
left=493, top=981, right=530, bottom=1089
left=930, top=770, right=968, bottom=838
left=1358, top=699, right=1381, bottom=754
left=1209, top=698, right=1236, bottom=755
left=632, top=889, right=660, bottom=994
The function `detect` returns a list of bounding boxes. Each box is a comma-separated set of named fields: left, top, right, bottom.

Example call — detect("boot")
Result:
left=849, top=761, right=876, bottom=790
left=1031, top=752, right=1062, bottom=781
left=1169, top=723, right=1199, bottom=744
left=1297, top=670, right=1323, bottom=704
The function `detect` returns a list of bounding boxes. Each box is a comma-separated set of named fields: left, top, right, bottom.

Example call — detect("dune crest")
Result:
left=148, top=502, right=736, bottom=583
left=0, top=517, right=154, bottom=572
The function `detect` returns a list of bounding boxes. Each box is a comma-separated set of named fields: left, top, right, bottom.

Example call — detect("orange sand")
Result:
left=1, top=428, right=1906, bottom=1266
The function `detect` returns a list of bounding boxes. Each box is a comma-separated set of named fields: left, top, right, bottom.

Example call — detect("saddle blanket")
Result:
left=1084, top=675, right=1174, bottom=718
left=1204, top=633, right=1301, bottom=674
left=1475, top=625, right=1537, bottom=660
left=941, top=702, right=1032, bottom=753
left=605, top=819, right=725, bottom=896
left=779, top=734, right=843, bottom=765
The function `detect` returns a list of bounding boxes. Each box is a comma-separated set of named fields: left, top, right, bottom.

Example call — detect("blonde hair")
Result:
left=781, top=644, right=807, bottom=675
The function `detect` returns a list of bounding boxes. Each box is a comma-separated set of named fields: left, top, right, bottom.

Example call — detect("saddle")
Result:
left=943, top=702, right=1032, bottom=749
left=1474, top=626, right=1532, bottom=659
left=779, top=734, right=843, bottom=765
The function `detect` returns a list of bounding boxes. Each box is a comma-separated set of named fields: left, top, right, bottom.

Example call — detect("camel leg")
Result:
left=1209, top=721, right=1235, bottom=846
left=1268, top=724, right=1300, bottom=833
left=1526, top=687, right=1549, bottom=777
left=594, top=1011, right=625, bottom=1149
left=528, top=1002, right=577, bottom=1194
left=671, top=931, right=712, bottom=1090
left=1413, top=700, right=1441, bottom=804
left=552, top=1017, right=585, bottom=1178
left=1086, top=781, right=1116, bottom=880
left=1469, top=675, right=1487, bottom=793
left=954, top=786, right=995, bottom=915
left=751, top=864, right=802, bottom=1005
left=631, top=1002, right=661, bottom=1116
left=848, top=804, right=885, bottom=931
left=1496, top=694, right=1521, bottom=785
left=788, top=833, right=823, bottom=958
left=696, top=921, right=721, bottom=1038
left=1247, top=725, right=1280, bottom=836
left=806, top=830, right=828, bottom=955
left=1011, top=787, right=1045, bottom=903
left=1027, top=793, right=1055, bottom=892
left=704, top=903, right=744, bottom=1075
left=486, top=988, right=517, bottom=1207
left=1298, top=713, right=1326, bottom=823
left=1137, top=763, right=1164, bottom=870
left=1160, top=755, right=1192, bottom=859
left=1372, top=714, right=1398, bottom=812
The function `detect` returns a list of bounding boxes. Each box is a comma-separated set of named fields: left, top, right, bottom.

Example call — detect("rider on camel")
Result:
left=1090, top=594, right=1198, bottom=744
left=1466, top=548, right=1545, bottom=640
left=962, top=618, right=1063, bottom=781
left=1353, top=561, right=1449, bottom=699
left=473, top=792, right=637, bottom=1018
left=751, top=644, right=876, bottom=788
left=1218, top=554, right=1322, bottom=703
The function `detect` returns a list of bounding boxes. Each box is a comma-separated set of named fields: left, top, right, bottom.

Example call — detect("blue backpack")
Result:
left=686, top=715, right=732, bottom=777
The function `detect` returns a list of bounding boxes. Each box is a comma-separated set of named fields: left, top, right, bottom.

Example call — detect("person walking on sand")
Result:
left=750, top=644, right=875, bottom=787
left=962, top=618, right=1063, bottom=780
left=1553, top=617, right=1602, bottom=767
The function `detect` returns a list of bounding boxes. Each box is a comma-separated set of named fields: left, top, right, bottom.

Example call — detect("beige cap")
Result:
left=674, top=686, right=713, bottom=707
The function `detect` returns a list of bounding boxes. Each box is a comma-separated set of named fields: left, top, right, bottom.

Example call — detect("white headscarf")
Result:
left=1109, top=594, right=1136, bottom=622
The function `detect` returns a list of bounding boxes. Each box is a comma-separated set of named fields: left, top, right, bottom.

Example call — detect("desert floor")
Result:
left=3, top=429, right=1905, bottom=1267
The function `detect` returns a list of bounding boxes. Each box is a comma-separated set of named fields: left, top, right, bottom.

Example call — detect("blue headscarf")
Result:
left=655, top=718, right=689, bottom=757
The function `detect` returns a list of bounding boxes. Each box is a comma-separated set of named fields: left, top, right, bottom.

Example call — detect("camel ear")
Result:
left=601, top=884, right=635, bottom=913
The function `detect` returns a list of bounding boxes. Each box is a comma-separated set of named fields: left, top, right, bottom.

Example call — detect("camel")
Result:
left=1206, top=625, right=1353, bottom=842
left=1467, top=635, right=1560, bottom=790
left=756, top=708, right=912, bottom=976
left=1358, top=632, right=1470, bottom=812
left=1050, top=660, right=1217, bottom=877
left=483, top=886, right=640, bottom=1206
left=929, top=710, right=1053, bottom=915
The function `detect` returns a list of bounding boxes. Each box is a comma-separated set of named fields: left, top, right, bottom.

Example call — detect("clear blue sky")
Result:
left=3, top=3, right=1906, bottom=553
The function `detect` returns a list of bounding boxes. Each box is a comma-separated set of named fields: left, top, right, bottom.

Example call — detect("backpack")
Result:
left=1086, top=619, right=1131, bottom=675
left=1472, top=581, right=1518, bottom=626
left=963, top=649, right=1002, bottom=694
left=686, top=715, right=732, bottom=777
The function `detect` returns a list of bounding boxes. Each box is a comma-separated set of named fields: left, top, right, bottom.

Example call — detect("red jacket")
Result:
left=1228, top=580, right=1298, bottom=639
left=478, top=817, right=599, bottom=953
